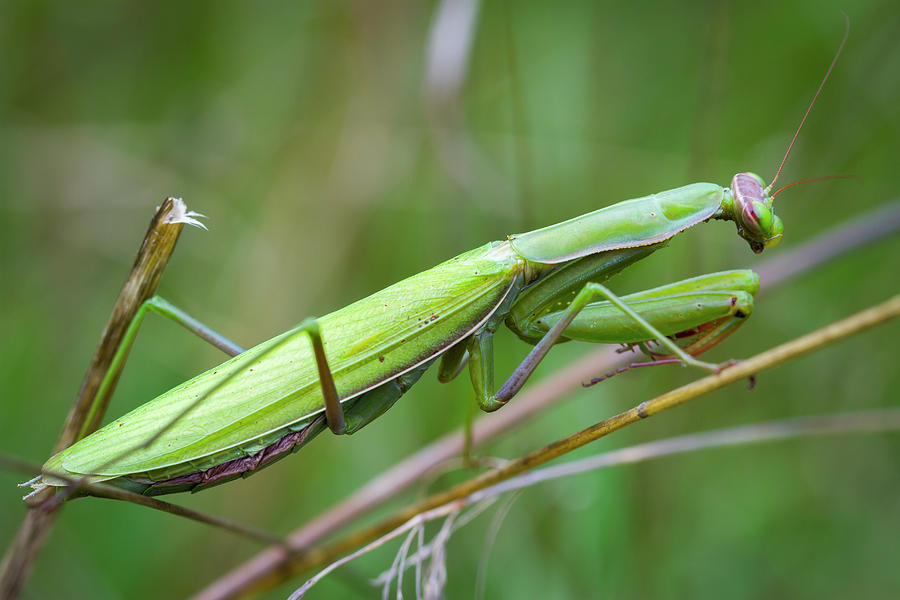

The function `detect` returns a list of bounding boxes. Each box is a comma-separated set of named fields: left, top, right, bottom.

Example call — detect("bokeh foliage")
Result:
left=1, top=1, right=898, bottom=598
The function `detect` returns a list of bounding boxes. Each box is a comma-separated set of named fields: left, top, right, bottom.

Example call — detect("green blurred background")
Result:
left=1, top=1, right=898, bottom=598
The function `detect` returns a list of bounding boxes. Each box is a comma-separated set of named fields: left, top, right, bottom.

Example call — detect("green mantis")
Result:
left=30, top=180, right=769, bottom=496
left=30, top=26, right=847, bottom=500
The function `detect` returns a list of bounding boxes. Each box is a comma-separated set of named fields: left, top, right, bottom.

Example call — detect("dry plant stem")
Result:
left=474, top=409, right=900, bottom=499
left=0, top=455, right=282, bottom=546
left=193, top=349, right=620, bottom=600
left=77, top=483, right=285, bottom=547
left=290, top=296, right=900, bottom=580
left=0, top=455, right=43, bottom=480
left=193, top=201, right=900, bottom=600
left=0, top=198, right=190, bottom=600
left=203, top=294, right=900, bottom=600
left=67, top=198, right=193, bottom=444
left=302, top=408, right=900, bottom=596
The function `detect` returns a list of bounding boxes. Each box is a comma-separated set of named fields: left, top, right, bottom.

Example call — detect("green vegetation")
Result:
left=1, top=1, right=897, bottom=598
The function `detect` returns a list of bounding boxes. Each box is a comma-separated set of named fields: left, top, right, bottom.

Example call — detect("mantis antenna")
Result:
left=771, top=174, right=854, bottom=198
left=769, top=14, right=850, bottom=190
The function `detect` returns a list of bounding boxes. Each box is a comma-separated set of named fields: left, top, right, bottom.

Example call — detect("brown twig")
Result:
left=277, top=295, right=900, bottom=596
left=192, top=200, right=900, bottom=600
left=200, top=293, right=900, bottom=599
left=0, top=198, right=196, bottom=600
left=0, top=454, right=283, bottom=547
left=298, top=408, right=900, bottom=597
left=463, top=408, right=900, bottom=499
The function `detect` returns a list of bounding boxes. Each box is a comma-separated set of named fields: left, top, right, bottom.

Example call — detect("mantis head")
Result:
left=725, top=17, right=848, bottom=255
left=729, top=172, right=783, bottom=254
left=724, top=16, right=848, bottom=254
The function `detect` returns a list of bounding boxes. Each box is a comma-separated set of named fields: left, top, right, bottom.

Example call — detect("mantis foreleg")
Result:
left=469, top=280, right=742, bottom=413
left=574, top=283, right=720, bottom=372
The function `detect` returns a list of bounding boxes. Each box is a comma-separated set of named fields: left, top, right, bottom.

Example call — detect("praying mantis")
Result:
left=28, top=23, right=849, bottom=501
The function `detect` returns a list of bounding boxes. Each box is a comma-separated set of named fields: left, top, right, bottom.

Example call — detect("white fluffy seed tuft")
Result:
left=161, top=197, right=208, bottom=230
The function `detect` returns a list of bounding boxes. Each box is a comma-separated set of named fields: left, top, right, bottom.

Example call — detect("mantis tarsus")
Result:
left=30, top=23, right=848, bottom=499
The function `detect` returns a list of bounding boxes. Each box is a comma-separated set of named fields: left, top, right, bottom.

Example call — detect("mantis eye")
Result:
left=740, top=202, right=783, bottom=250
left=763, top=214, right=784, bottom=249
left=742, top=201, right=773, bottom=237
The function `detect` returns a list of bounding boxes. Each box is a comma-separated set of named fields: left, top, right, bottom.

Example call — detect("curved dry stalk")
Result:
left=68, top=486, right=285, bottom=547
left=192, top=201, right=900, bottom=600
left=0, top=198, right=198, bottom=600
left=206, top=294, right=900, bottom=599
left=298, top=408, right=900, bottom=596
left=467, top=408, right=900, bottom=500
left=0, top=456, right=283, bottom=549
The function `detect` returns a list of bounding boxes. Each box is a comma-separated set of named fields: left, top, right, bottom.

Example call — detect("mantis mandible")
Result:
left=30, top=25, right=848, bottom=498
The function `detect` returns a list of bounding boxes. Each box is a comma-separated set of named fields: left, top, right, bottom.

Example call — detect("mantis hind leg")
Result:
left=289, top=318, right=344, bottom=435
left=140, top=296, right=245, bottom=356
left=89, top=300, right=347, bottom=438
left=82, top=296, right=246, bottom=438
left=275, top=319, right=437, bottom=437
left=154, top=309, right=346, bottom=436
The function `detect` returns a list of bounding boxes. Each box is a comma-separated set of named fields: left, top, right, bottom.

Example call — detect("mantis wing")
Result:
left=45, top=243, right=522, bottom=483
